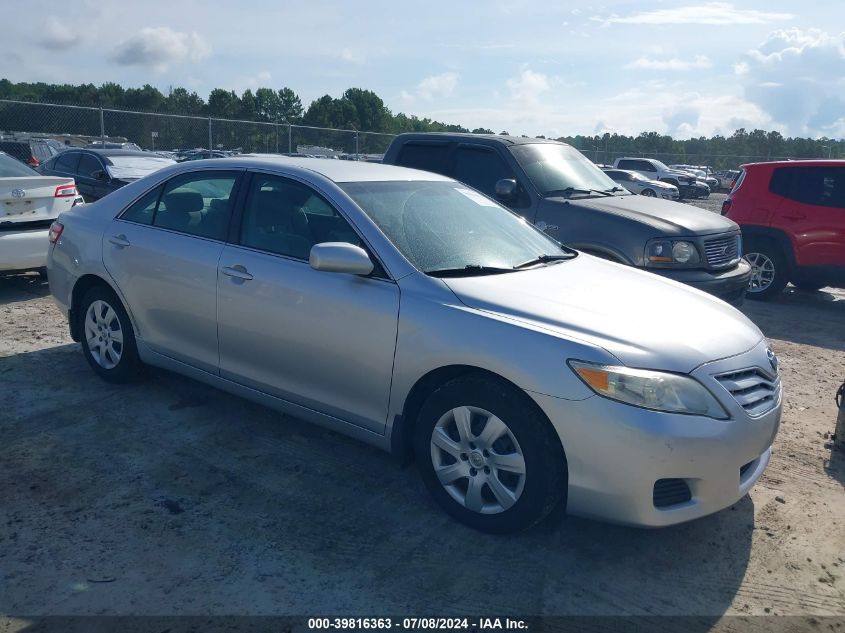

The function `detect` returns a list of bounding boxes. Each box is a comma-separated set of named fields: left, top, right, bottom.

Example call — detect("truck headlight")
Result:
left=569, top=360, right=729, bottom=419
left=646, top=239, right=701, bottom=266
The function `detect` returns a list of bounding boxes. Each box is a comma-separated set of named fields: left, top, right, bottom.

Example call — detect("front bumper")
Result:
left=532, top=340, right=781, bottom=527
left=0, top=227, right=49, bottom=272
left=650, top=259, right=751, bottom=307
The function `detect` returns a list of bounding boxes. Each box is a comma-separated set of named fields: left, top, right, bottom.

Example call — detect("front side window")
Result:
left=76, top=154, right=103, bottom=178
left=510, top=143, right=620, bottom=197
left=239, top=174, right=361, bottom=260
left=340, top=180, right=569, bottom=274
left=452, top=146, right=513, bottom=198
left=151, top=172, right=238, bottom=240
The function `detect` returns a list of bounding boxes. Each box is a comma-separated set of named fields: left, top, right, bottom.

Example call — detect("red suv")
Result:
left=722, top=160, right=845, bottom=300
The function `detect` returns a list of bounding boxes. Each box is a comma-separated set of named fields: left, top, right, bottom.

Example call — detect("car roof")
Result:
left=393, top=132, right=562, bottom=146
left=741, top=159, right=845, bottom=169
left=66, top=148, right=155, bottom=157
left=192, top=154, right=454, bottom=183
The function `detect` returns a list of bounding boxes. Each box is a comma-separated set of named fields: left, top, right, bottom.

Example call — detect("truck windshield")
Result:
left=509, top=143, right=623, bottom=197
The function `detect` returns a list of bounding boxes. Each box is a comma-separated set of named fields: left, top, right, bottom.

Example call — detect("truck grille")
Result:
left=715, top=368, right=779, bottom=417
left=703, top=234, right=741, bottom=268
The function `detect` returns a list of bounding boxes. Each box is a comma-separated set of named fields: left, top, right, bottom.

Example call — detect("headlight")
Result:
left=645, top=239, right=701, bottom=266
left=569, top=360, right=729, bottom=419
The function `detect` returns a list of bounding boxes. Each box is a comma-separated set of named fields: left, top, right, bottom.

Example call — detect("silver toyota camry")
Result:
left=47, top=156, right=782, bottom=533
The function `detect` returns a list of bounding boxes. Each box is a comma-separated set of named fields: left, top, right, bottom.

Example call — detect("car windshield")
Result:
left=339, top=180, right=570, bottom=274
left=0, top=152, right=39, bottom=177
left=509, top=143, right=621, bottom=196
left=105, top=155, right=175, bottom=180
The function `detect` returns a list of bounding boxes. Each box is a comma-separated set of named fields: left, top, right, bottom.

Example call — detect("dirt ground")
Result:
left=1, top=194, right=844, bottom=620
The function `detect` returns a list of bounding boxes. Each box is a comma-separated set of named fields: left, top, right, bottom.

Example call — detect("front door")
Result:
left=216, top=172, right=400, bottom=433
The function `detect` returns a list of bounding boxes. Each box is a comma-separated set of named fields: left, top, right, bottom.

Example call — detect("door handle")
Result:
left=108, top=234, right=130, bottom=248
left=221, top=265, right=254, bottom=281
left=781, top=210, right=806, bottom=220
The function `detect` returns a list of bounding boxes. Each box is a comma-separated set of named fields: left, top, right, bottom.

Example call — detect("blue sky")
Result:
left=2, top=0, right=844, bottom=139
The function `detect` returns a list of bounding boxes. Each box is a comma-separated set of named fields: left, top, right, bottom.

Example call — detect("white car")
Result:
left=0, top=151, right=82, bottom=274
left=602, top=168, right=680, bottom=200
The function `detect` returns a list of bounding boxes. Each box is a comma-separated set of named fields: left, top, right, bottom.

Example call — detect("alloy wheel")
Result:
left=744, top=252, right=776, bottom=293
left=84, top=299, right=124, bottom=370
left=429, top=406, right=526, bottom=514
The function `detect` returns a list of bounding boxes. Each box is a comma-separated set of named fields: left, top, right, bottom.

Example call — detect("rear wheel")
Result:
left=79, top=285, right=143, bottom=382
left=414, top=374, right=566, bottom=534
left=743, top=239, right=789, bottom=300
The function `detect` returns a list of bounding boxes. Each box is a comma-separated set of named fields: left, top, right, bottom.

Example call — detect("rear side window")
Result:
left=54, top=152, right=80, bottom=173
left=770, top=166, right=845, bottom=208
left=452, top=146, right=512, bottom=198
left=153, top=172, right=239, bottom=240
left=396, top=143, right=452, bottom=175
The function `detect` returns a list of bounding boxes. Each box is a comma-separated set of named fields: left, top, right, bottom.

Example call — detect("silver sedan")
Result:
left=603, top=168, right=680, bottom=200
left=47, top=156, right=781, bottom=533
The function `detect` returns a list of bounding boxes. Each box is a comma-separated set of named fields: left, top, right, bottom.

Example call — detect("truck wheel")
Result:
left=743, top=239, right=789, bottom=301
left=414, top=374, right=566, bottom=534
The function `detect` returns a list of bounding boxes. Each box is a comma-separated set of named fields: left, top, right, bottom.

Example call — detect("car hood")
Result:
left=441, top=255, right=762, bottom=374
left=564, top=193, right=738, bottom=235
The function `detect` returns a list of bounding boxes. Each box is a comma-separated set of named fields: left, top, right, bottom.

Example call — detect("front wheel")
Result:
left=641, top=188, right=657, bottom=197
left=414, top=374, right=566, bottom=533
left=743, top=239, right=789, bottom=300
left=79, top=285, right=143, bottom=382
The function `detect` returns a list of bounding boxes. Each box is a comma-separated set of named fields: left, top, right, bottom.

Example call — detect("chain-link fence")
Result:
left=0, top=99, right=395, bottom=160
left=572, top=147, right=837, bottom=171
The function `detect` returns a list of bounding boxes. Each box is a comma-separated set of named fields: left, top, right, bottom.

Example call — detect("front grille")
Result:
left=653, top=479, right=692, bottom=508
left=716, top=368, right=779, bottom=417
left=703, top=234, right=741, bottom=268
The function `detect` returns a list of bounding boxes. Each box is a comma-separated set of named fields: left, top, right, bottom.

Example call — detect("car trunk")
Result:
left=0, top=176, right=75, bottom=230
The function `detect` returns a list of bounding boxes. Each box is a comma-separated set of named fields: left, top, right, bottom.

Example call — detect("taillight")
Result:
left=721, top=199, right=732, bottom=216
left=48, top=221, right=64, bottom=244
left=54, top=184, right=78, bottom=198
left=28, top=157, right=40, bottom=167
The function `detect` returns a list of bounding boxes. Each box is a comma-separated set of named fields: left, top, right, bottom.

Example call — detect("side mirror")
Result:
left=309, top=242, right=374, bottom=275
left=495, top=178, right=518, bottom=200
left=92, top=169, right=108, bottom=180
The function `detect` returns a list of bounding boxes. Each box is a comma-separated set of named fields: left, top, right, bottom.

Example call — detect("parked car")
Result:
left=602, top=168, right=679, bottom=200
left=723, top=160, right=845, bottom=299
left=613, top=157, right=710, bottom=199
left=671, top=166, right=720, bottom=192
left=0, top=150, right=82, bottom=274
left=47, top=156, right=781, bottom=533
left=383, top=134, right=749, bottom=306
left=86, top=141, right=143, bottom=151
left=38, top=148, right=175, bottom=202
left=0, top=138, right=63, bottom=168
left=713, top=169, right=740, bottom=191
left=179, top=150, right=229, bottom=161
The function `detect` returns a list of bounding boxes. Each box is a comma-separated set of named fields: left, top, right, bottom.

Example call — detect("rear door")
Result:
left=773, top=165, right=845, bottom=269
left=102, top=170, right=242, bottom=372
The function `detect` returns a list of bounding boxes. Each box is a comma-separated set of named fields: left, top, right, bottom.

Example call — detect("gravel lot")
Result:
left=1, top=192, right=844, bottom=620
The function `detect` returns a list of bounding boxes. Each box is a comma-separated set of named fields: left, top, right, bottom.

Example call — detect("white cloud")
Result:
left=402, top=72, right=460, bottom=102
left=234, top=70, right=272, bottom=92
left=339, top=48, right=365, bottom=64
left=39, top=16, right=80, bottom=50
left=626, top=55, right=713, bottom=71
left=507, top=69, right=550, bottom=106
left=737, top=28, right=845, bottom=136
left=593, top=3, right=794, bottom=26
left=112, top=27, right=211, bottom=71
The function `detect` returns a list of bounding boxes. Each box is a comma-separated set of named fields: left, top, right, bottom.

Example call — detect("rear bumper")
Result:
left=0, top=227, right=49, bottom=272
left=652, top=260, right=751, bottom=307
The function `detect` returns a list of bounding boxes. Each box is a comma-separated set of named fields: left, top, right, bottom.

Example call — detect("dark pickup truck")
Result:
left=382, top=133, right=751, bottom=306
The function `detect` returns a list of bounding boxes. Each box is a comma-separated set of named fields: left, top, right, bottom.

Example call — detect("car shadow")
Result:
left=0, top=273, right=50, bottom=306
left=1, top=345, right=753, bottom=621
left=741, top=286, right=845, bottom=352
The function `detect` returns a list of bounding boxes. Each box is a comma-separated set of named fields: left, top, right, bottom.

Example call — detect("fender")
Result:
left=739, top=225, right=796, bottom=269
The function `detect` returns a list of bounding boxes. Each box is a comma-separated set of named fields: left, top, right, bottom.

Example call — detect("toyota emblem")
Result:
left=766, top=348, right=779, bottom=373
left=11, top=188, right=25, bottom=199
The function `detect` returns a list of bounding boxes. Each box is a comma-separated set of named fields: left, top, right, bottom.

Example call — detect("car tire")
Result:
left=641, top=188, right=657, bottom=197
left=743, top=239, right=789, bottom=301
left=413, top=373, right=566, bottom=534
left=79, top=285, right=143, bottom=383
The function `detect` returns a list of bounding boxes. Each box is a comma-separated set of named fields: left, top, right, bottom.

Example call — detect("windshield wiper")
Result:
left=544, top=187, right=614, bottom=198
left=514, top=253, right=578, bottom=269
left=425, top=264, right=517, bottom=278
left=604, top=186, right=627, bottom=193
